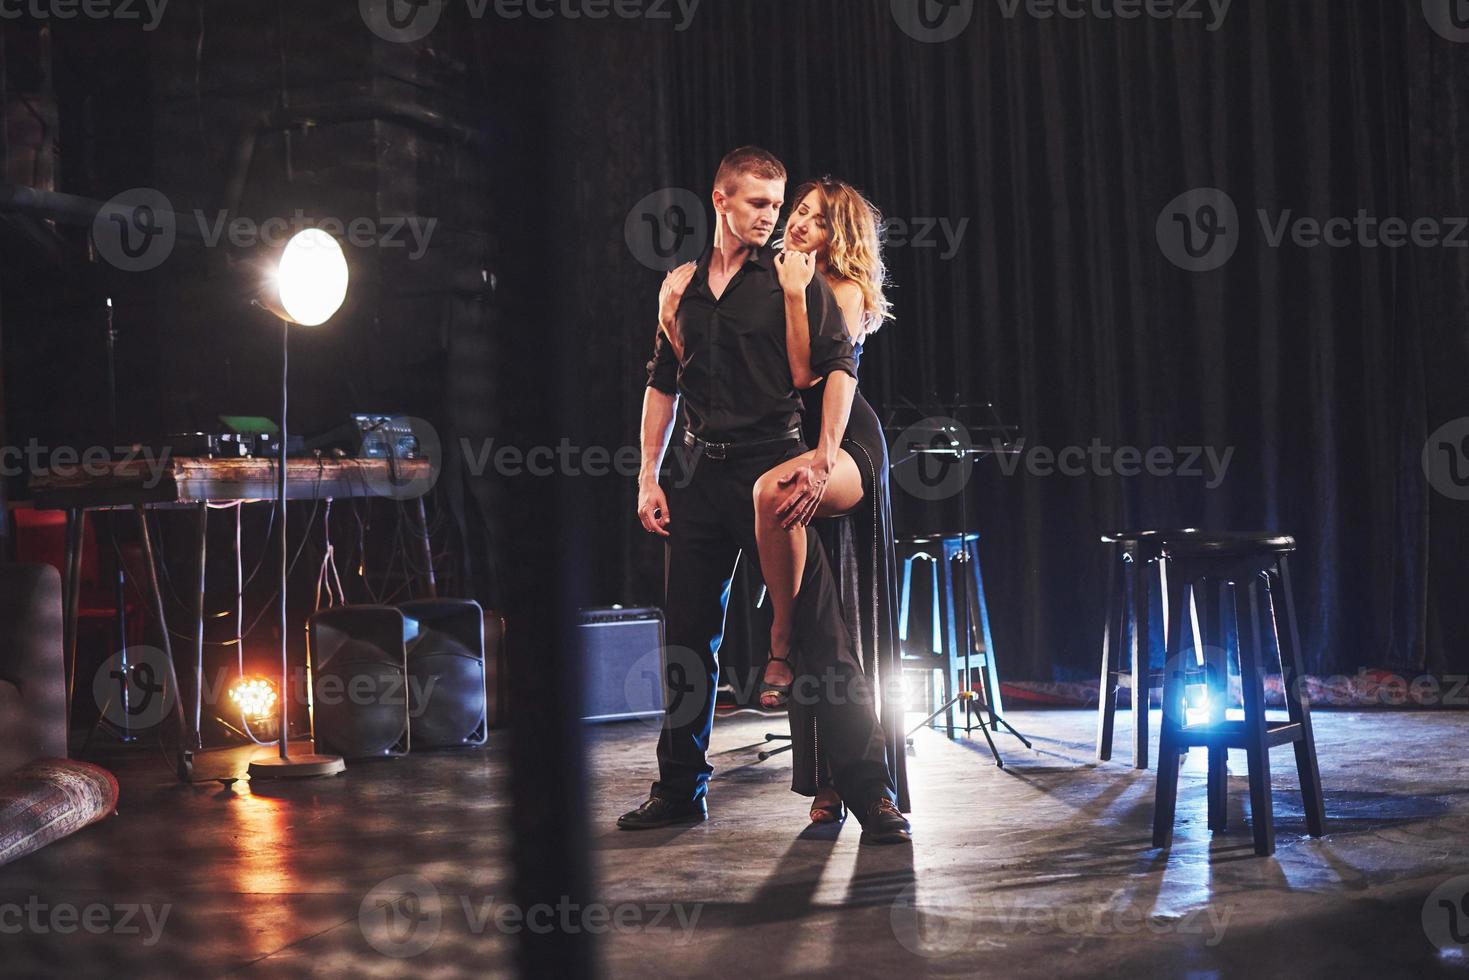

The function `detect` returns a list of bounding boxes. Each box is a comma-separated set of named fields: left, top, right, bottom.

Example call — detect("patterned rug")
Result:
left=0, top=759, right=119, bottom=868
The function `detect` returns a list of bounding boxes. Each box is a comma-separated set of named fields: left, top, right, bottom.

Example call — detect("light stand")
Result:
left=247, top=229, right=348, bottom=781
left=103, top=297, right=136, bottom=743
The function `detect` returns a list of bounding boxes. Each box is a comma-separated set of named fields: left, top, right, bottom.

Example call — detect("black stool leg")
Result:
left=1096, top=548, right=1125, bottom=763
left=1269, top=557, right=1325, bottom=837
left=1131, top=558, right=1151, bottom=770
left=1239, top=575, right=1276, bottom=857
left=1151, top=560, right=1189, bottom=849
left=1199, top=579, right=1229, bottom=832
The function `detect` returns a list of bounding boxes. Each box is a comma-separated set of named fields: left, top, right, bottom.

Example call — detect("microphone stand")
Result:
left=896, top=403, right=1031, bottom=767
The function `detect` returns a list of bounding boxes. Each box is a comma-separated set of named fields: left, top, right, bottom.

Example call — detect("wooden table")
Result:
left=30, top=455, right=435, bottom=781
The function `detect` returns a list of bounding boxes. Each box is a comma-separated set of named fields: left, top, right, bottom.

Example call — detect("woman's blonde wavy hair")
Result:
left=789, top=176, right=895, bottom=338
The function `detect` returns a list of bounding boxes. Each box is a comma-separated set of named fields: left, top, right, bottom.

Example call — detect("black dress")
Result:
left=789, top=343, right=911, bottom=812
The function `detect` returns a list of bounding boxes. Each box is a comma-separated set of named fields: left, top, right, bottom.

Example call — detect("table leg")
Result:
left=63, top=508, right=83, bottom=742
left=193, top=502, right=208, bottom=750
left=134, top=504, right=192, bottom=781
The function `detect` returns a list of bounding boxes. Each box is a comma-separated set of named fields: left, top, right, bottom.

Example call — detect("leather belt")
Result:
left=682, top=427, right=802, bottom=462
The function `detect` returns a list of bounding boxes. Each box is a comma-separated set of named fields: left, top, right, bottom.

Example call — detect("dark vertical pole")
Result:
left=1239, top=576, right=1276, bottom=856
left=278, top=320, right=291, bottom=760
left=1151, top=558, right=1189, bottom=849
left=62, top=508, right=82, bottom=738
left=102, top=298, right=134, bottom=739
left=135, top=504, right=191, bottom=781
left=1201, top=580, right=1228, bottom=832
left=501, top=20, right=594, bottom=978
left=193, top=501, right=208, bottom=749
left=414, top=496, right=437, bottom=598
left=1131, top=557, right=1151, bottom=769
left=0, top=275, right=8, bottom=560
left=1095, top=546, right=1121, bottom=762
left=0, top=36, right=7, bottom=558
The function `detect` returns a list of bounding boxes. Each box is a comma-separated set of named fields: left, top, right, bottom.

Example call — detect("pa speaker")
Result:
left=399, top=598, right=487, bottom=749
left=308, top=605, right=409, bottom=759
left=577, top=607, right=665, bottom=723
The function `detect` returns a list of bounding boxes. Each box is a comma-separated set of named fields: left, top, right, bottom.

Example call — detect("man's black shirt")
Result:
left=646, top=244, right=857, bottom=442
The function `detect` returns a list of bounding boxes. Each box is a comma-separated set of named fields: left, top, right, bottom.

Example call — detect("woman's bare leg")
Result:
left=752, top=447, right=864, bottom=708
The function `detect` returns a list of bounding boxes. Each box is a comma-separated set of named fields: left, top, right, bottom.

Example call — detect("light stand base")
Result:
left=905, top=690, right=1033, bottom=769
left=247, top=754, right=345, bottom=779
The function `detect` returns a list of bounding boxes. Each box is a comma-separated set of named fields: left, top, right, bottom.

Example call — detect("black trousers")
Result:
left=652, top=439, right=895, bottom=811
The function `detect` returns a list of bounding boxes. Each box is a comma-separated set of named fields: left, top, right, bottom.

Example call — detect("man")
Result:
left=618, top=147, right=910, bottom=844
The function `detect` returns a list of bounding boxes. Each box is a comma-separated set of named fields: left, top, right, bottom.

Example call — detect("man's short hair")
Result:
left=714, top=146, right=787, bottom=194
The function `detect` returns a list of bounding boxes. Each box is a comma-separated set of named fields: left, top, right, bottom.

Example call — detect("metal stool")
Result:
left=1150, top=532, right=1326, bottom=857
left=897, top=533, right=1007, bottom=739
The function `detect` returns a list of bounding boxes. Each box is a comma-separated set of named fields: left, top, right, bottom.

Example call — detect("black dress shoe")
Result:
left=617, top=795, right=709, bottom=830
left=858, top=799, right=912, bottom=845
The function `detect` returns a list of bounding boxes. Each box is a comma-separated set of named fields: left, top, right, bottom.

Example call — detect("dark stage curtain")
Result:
left=549, top=1, right=1469, bottom=680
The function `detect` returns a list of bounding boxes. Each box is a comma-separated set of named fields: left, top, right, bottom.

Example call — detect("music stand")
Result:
left=888, top=402, right=1032, bottom=768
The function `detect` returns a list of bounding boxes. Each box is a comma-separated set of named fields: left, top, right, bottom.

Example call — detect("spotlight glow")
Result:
left=1185, top=685, right=1211, bottom=727
left=229, top=676, right=279, bottom=722
left=275, top=228, right=348, bottom=326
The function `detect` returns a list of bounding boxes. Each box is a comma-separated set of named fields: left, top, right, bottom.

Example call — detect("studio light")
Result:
left=258, top=228, right=350, bottom=327
left=247, top=228, right=349, bottom=781
left=229, top=676, right=279, bottom=723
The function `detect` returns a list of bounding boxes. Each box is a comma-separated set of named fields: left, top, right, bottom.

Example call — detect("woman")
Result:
left=752, top=177, right=908, bottom=824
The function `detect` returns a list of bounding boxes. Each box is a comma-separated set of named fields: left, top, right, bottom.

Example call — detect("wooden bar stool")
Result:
left=1095, top=529, right=1197, bottom=768
left=1150, top=532, right=1326, bottom=857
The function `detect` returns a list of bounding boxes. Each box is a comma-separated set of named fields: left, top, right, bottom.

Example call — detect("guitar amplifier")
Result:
left=577, top=607, right=665, bottom=724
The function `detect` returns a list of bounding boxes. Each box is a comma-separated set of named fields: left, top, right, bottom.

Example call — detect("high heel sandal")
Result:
left=810, top=795, right=846, bottom=824
left=758, top=649, right=793, bottom=709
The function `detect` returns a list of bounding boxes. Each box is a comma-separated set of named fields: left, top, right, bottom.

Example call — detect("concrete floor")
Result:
left=3, top=709, right=1469, bottom=978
